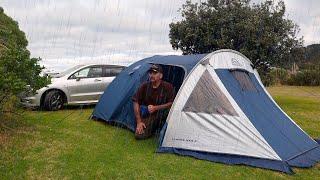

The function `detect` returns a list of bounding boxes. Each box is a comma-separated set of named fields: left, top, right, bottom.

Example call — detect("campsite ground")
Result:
left=1, top=86, right=320, bottom=179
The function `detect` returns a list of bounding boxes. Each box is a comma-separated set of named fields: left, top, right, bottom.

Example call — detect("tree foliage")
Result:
left=302, top=44, right=320, bottom=66
left=169, top=0, right=304, bottom=70
left=0, top=7, right=50, bottom=115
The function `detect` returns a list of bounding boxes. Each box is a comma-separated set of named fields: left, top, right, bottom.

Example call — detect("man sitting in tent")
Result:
left=132, top=64, right=175, bottom=139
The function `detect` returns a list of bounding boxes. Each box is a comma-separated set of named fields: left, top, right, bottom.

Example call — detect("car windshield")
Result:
left=51, top=65, right=84, bottom=78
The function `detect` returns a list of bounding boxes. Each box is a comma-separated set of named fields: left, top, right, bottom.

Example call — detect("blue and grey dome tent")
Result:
left=92, top=49, right=320, bottom=174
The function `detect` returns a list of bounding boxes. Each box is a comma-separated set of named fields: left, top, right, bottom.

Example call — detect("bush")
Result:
left=0, top=95, right=18, bottom=117
left=261, top=65, right=320, bottom=87
left=0, top=8, right=50, bottom=117
left=261, top=68, right=289, bottom=86
left=287, top=70, right=320, bottom=86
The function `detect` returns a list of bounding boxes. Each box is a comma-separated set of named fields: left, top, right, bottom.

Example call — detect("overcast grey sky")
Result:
left=1, top=0, right=320, bottom=71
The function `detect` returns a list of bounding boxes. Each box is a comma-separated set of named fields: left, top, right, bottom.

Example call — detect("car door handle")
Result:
left=94, top=79, right=102, bottom=82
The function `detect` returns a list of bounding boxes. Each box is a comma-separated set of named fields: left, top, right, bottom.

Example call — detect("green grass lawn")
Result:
left=1, top=86, right=320, bottom=179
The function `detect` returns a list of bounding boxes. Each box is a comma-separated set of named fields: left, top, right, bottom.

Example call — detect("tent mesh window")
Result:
left=182, top=70, right=238, bottom=116
left=230, top=70, right=257, bottom=92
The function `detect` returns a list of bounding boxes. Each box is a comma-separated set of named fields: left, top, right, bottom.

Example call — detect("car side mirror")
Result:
left=75, top=75, right=86, bottom=81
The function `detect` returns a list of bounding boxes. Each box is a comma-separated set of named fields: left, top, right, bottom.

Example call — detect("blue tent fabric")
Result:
left=92, top=54, right=207, bottom=130
left=287, top=146, right=320, bottom=168
left=92, top=52, right=320, bottom=174
left=215, top=69, right=320, bottom=168
left=157, top=147, right=293, bottom=174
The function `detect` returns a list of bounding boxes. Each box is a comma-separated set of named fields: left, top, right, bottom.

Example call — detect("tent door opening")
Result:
left=143, top=63, right=185, bottom=97
left=139, top=64, right=185, bottom=130
left=160, top=65, right=185, bottom=94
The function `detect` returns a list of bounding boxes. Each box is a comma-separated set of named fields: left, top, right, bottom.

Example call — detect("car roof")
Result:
left=78, top=64, right=126, bottom=68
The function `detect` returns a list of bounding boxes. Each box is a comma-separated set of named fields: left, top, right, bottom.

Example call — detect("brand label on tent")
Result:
left=231, top=58, right=243, bottom=67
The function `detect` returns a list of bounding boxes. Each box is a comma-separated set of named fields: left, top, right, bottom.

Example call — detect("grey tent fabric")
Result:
left=182, top=70, right=238, bottom=116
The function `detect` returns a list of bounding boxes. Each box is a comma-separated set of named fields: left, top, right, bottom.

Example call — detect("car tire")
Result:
left=43, top=90, right=65, bottom=111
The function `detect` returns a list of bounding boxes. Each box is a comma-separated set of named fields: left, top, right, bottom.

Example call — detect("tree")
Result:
left=169, top=0, right=303, bottom=72
left=0, top=7, right=50, bottom=115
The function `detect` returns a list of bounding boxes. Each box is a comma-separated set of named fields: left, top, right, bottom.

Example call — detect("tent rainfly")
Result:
left=92, top=49, right=320, bottom=174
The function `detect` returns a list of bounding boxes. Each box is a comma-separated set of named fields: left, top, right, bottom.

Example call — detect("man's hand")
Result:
left=136, top=122, right=146, bottom=135
left=148, top=105, right=158, bottom=114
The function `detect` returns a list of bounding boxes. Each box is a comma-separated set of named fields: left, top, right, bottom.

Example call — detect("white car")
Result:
left=20, top=64, right=125, bottom=111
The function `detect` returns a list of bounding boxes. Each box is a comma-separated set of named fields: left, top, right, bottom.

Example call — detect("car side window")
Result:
left=104, top=67, right=123, bottom=77
left=88, top=67, right=103, bottom=78
left=69, top=66, right=103, bottom=79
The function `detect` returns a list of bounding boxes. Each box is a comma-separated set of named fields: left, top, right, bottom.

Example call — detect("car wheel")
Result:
left=43, top=90, right=64, bottom=111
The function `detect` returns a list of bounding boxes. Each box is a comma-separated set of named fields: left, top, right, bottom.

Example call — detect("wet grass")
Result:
left=0, top=86, right=320, bottom=179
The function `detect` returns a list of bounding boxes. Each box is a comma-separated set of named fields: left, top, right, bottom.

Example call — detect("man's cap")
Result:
left=148, top=64, right=163, bottom=73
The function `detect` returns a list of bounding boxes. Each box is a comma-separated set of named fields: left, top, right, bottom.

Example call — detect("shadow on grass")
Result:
left=63, top=104, right=96, bottom=110
left=0, top=112, right=30, bottom=132
left=20, top=104, right=96, bottom=112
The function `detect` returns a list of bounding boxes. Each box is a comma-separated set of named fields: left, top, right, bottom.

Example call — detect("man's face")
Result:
left=149, top=71, right=162, bottom=83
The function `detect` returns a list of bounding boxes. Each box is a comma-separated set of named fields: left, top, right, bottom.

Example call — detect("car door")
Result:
left=67, top=65, right=104, bottom=103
